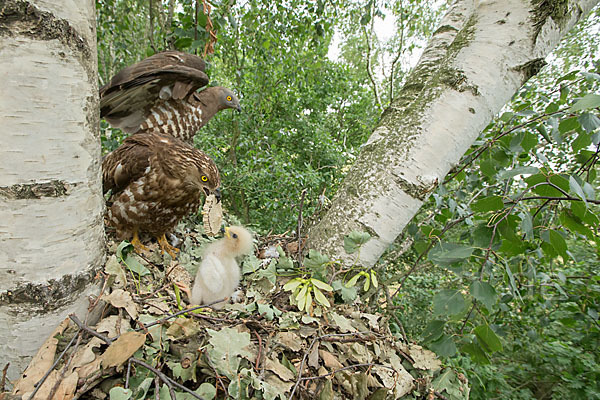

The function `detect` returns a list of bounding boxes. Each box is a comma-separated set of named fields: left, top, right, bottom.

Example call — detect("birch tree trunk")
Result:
left=308, top=0, right=599, bottom=265
left=0, top=0, right=104, bottom=381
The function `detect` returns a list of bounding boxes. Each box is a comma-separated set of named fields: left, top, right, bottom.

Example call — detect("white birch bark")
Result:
left=309, top=0, right=599, bottom=265
left=0, top=0, right=104, bottom=381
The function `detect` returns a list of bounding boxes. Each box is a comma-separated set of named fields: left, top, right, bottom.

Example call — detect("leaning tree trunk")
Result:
left=0, top=0, right=104, bottom=381
left=309, top=0, right=599, bottom=265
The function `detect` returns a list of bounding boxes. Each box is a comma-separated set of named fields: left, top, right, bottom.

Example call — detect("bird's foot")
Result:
left=158, top=234, right=179, bottom=259
left=131, top=232, right=149, bottom=254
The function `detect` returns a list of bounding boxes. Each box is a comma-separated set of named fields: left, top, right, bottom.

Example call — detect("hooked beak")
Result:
left=214, top=187, right=221, bottom=202
left=236, top=104, right=242, bottom=113
left=223, top=226, right=230, bottom=238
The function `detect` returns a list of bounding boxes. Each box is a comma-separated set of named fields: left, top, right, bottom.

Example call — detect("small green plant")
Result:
left=345, top=269, right=378, bottom=292
left=283, top=277, right=333, bottom=312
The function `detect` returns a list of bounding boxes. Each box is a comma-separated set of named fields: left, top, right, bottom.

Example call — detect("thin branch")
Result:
left=515, top=195, right=600, bottom=205
left=69, top=314, right=113, bottom=344
left=140, top=297, right=227, bottom=330
left=299, top=362, right=395, bottom=382
left=288, top=332, right=379, bottom=400
left=27, top=329, right=81, bottom=400
left=129, top=358, right=197, bottom=400
left=297, top=189, right=308, bottom=264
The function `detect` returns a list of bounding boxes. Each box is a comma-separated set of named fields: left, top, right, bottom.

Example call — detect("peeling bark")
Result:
left=0, top=0, right=104, bottom=381
left=308, top=0, right=599, bottom=265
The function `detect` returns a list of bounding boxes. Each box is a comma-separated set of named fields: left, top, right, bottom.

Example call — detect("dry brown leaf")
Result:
left=54, top=371, right=78, bottom=400
left=95, top=315, right=130, bottom=338
left=274, top=331, right=302, bottom=352
left=75, top=358, right=101, bottom=381
left=13, top=318, right=70, bottom=396
left=166, top=318, right=201, bottom=340
left=104, top=289, right=138, bottom=320
left=308, top=343, right=319, bottom=369
left=319, top=349, right=343, bottom=370
left=144, top=297, right=172, bottom=314
left=100, top=331, right=146, bottom=369
left=407, top=344, right=442, bottom=371
left=264, top=357, right=295, bottom=382
left=202, top=194, right=223, bottom=236
left=70, top=338, right=102, bottom=369
left=165, top=262, right=192, bottom=287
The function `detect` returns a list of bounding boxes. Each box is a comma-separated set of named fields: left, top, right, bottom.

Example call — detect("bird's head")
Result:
left=223, top=226, right=253, bottom=256
left=182, top=152, right=221, bottom=200
left=214, top=87, right=242, bottom=112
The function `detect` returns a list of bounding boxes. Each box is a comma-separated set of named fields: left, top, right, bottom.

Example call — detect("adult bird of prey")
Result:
left=100, top=50, right=241, bottom=143
left=102, top=133, right=221, bottom=257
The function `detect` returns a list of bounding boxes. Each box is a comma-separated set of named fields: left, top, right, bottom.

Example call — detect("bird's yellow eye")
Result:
left=201, top=175, right=208, bottom=182
left=226, top=96, right=232, bottom=101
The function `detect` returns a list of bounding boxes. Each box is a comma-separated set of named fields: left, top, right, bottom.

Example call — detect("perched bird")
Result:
left=102, top=133, right=221, bottom=257
left=185, top=226, right=253, bottom=309
left=100, top=50, right=241, bottom=142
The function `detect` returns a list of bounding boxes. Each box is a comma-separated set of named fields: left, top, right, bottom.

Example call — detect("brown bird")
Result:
left=178, top=226, right=253, bottom=309
left=103, top=133, right=221, bottom=257
left=100, top=50, right=241, bottom=142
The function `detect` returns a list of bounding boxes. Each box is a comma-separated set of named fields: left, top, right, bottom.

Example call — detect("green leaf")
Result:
left=313, top=286, right=331, bottom=307
left=332, top=280, right=358, bottom=303
left=579, top=112, right=600, bottom=132
left=479, top=159, right=497, bottom=178
left=505, top=264, right=521, bottom=301
left=470, top=281, right=497, bottom=310
left=116, top=241, right=132, bottom=259
left=109, top=387, right=132, bottom=400
left=471, top=196, right=504, bottom=212
left=370, top=270, right=378, bottom=288
left=304, top=249, right=329, bottom=273
left=558, top=117, right=580, bottom=134
left=197, top=382, right=216, bottom=400
left=521, top=212, right=533, bottom=240
left=123, top=254, right=151, bottom=276
left=429, top=243, right=474, bottom=265
left=343, top=231, right=371, bottom=254
left=572, top=132, right=591, bottom=152
left=474, top=324, right=503, bottom=352
left=345, top=273, right=361, bottom=288
left=560, top=210, right=593, bottom=238
left=569, top=176, right=587, bottom=201
left=461, top=342, right=490, bottom=364
left=310, top=278, right=333, bottom=291
left=428, top=334, right=457, bottom=357
left=570, top=93, right=600, bottom=112
left=363, top=274, right=370, bottom=292
left=283, top=278, right=304, bottom=292
left=497, top=166, right=539, bottom=180
left=422, top=320, right=446, bottom=343
left=433, top=289, right=467, bottom=316
left=548, top=229, right=568, bottom=259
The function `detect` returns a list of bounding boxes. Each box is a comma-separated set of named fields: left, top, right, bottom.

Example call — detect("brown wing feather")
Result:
left=100, top=51, right=209, bottom=133
left=102, top=135, right=157, bottom=195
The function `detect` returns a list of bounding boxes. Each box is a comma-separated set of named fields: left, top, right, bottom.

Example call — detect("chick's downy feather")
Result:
left=190, top=226, right=253, bottom=308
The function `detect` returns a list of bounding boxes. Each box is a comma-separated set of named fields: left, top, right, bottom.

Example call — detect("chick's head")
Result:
left=223, top=226, right=253, bottom=256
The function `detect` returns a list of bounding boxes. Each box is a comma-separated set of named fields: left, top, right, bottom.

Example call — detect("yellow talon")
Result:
left=158, top=234, right=179, bottom=259
left=130, top=231, right=148, bottom=253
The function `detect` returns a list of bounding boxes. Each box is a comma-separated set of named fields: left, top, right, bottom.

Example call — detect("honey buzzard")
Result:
left=100, top=51, right=241, bottom=143
left=103, top=133, right=221, bottom=256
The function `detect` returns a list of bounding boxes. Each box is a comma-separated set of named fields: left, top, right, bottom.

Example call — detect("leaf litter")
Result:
left=6, top=216, right=468, bottom=399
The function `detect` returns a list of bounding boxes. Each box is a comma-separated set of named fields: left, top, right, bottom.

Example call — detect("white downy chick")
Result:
left=190, top=226, right=253, bottom=308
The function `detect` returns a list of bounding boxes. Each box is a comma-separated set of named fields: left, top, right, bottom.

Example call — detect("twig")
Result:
left=253, top=330, right=263, bottom=371
left=27, top=329, right=81, bottom=400
left=297, top=189, right=308, bottom=264
left=288, top=332, right=378, bottom=400
left=514, top=195, right=600, bottom=205
left=1, top=363, right=9, bottom=392
left=129, top=358, right=200, bottom=400
left=434, top=390, right=449, bottom=400
left=125, top=358, right=132, bottom=389
left=155, top=376, right=161, bottom=400
left=141, top=298, right=226, bottom=330
left=46, top=330, right=84, bottom=400
left=298, top=362, right=395, bottom=382
left=69, top=314, right=113, bottom=344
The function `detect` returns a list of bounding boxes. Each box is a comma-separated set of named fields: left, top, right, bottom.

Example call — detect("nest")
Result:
left=5, top=216, right=468, bottom=400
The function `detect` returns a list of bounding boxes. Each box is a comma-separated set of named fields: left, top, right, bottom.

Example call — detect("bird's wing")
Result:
left=102, top=134, right=155, bottom=194
left=198, top=254, right=225, bottom=294
left=100, top=52, right=209, bottom=132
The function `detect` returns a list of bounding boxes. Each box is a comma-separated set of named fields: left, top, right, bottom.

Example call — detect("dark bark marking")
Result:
left=0, top=180, right=73, bottom=199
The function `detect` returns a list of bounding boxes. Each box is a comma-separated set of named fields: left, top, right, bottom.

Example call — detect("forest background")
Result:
left=97, top=1, right=600, bottom=399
